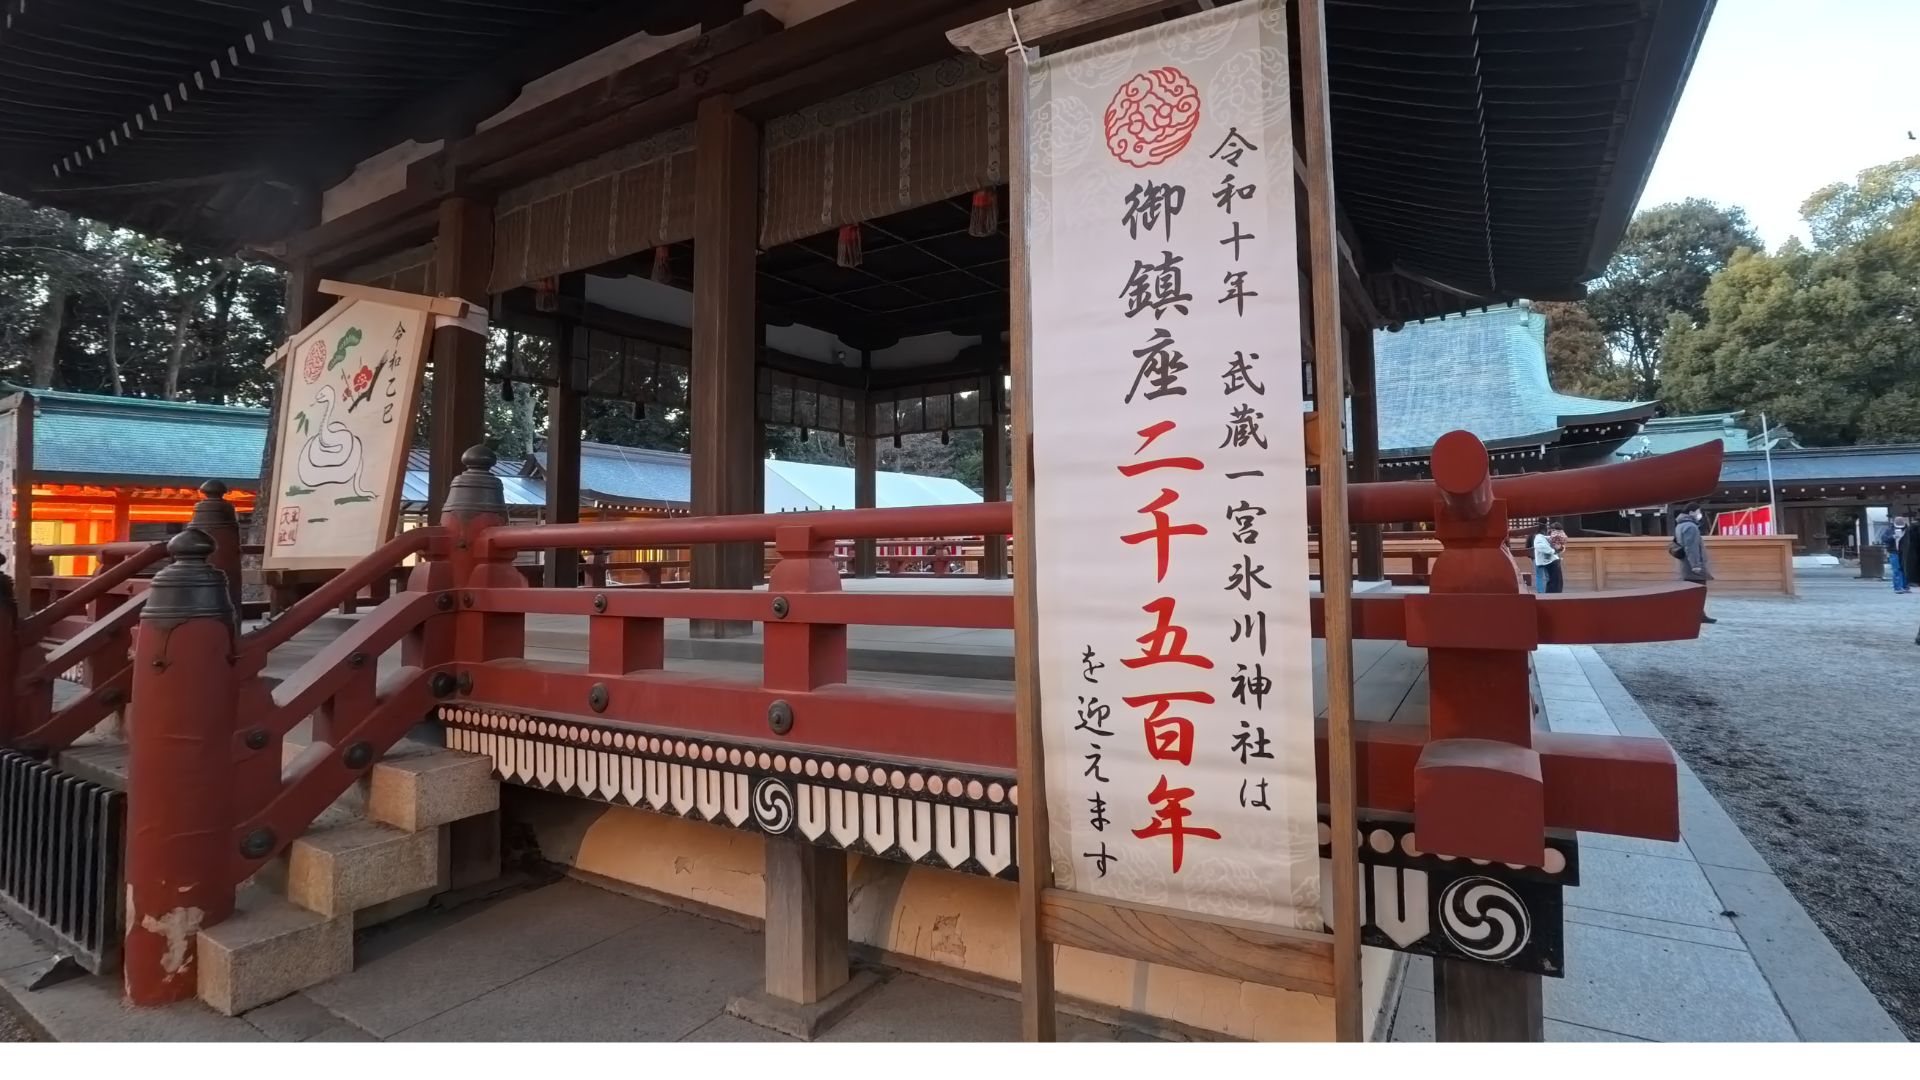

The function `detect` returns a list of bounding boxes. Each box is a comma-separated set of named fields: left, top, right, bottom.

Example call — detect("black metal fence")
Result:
left=0, top=749, right=125, bottom=974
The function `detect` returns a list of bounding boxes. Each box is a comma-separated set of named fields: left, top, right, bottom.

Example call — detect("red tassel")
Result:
left=837, top=223, right=863, bottom=268
left=533, top=277, right=558, bottom=313
left=650, top=245, right=670, bottom=283
left=968, top=188, right=997, bottom=237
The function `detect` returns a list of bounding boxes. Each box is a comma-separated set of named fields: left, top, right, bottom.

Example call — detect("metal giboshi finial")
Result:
left=442, top=444, right=506, bottom=517
left=143, top=528, right=235, bottom=625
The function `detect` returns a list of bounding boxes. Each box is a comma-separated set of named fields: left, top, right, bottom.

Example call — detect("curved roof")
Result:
left=1373, top=304, right=1654, bottom=457
left=7, top=385, right=267, bottom=488
left=0, top=0, right=1714, bottom=322
left=530, top=441, right=981, bottom=511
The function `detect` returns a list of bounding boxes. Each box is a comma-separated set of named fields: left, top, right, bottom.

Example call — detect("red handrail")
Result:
left=20, top=542, right=167, bottom=641
left=1307, top=440, right=1725, bottom=525
left=240, top=528, right=439, bottom=657
left=481, top=502, right=1012, bottom=553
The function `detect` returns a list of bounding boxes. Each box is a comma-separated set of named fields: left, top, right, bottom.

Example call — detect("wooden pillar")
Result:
left=689, top=95, right=760, bottom=637
left=981, top=417, right=1007, bottom=579
left=853, top=435, right=878, bottom=578
left=545, top=275, right=585, bottom=587
left=430, top=195, right=495, bottom=511
left=763, top=838, right=849, bottom=1003
left=110, top=490, right=133, bottom=543
left=1435, top=960, right=1544, bottom=1042
left=250, top=261, right=324, bottom=548
left=1349, top=321, right=1383, bottom=581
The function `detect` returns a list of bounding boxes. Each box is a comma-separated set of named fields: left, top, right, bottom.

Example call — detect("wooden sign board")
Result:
left=958, top=0, right=1362, bottom=1041
left=0, top=391, right=33, bottom=611
left=260, top=283, right=454, bottom=570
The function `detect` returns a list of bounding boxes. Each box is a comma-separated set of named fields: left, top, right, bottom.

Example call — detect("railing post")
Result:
left=190, top=481, right=245, bottom=626
left=0, top=555, right=16, bottom=748
left=732, top=523, right=860, bottom=1035
left=124, top=529, right=239, bottom=1006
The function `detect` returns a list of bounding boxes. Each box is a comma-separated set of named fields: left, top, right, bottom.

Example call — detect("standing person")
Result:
left=1546, top=521, right=1568, bottom=594
left=1674, top=503, right=1715, bottom=624
left=1531, top=522, right=1560, bottom=593
left=1900, top=523, right=1920, bottom=645
left=1885, top=516, right=1910, bottom=594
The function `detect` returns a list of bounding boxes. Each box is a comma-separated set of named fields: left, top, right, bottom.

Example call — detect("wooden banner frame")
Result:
left=952, top=0, right=1363, bottom=1042
left=258, top=279, right=481, bottom=571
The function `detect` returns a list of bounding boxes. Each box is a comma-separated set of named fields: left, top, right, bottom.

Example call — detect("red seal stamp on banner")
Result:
left=1104, top=67, right=1202, bottom=168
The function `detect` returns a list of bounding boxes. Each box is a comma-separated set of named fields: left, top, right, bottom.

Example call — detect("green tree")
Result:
left=1587, top=199, right=1761, bottom=397
left=1536, top=300, right=1633, bottom=399
left=1800, top=154, right=1920, bottom=251
left=1662, top=196, right=1920, bottom=445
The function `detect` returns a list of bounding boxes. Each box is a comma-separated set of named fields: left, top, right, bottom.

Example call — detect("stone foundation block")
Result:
left=365, top=748, right=499, bottom=832
left=197, top=892, right=352, bottom=1016
left=287, top=820, right=441, bottom=918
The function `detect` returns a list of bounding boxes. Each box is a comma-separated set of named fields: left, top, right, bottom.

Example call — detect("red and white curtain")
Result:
left=1715, top=506, right=1773, bottom=536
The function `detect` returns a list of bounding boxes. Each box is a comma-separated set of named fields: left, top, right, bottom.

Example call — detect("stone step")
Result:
left=285, top=818, right=444, bottom=919
left=364, top=741, right=500, bottom=832
left=197, top=885, right=352, bottom=1017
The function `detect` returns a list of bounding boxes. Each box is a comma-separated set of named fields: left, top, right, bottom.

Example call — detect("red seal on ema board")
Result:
left=301, top=338, right=327, bottom=384
left=1104, top=67, right=1201, bottom=168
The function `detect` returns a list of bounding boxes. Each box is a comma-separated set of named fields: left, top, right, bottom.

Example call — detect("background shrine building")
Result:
left=1369, top=304, right=1920, bottom=559
left=0, top=0, right=1720, bottom=1040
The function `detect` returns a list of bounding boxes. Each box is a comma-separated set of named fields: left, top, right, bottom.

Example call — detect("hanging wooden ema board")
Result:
left=0, top=390, right=33, bottom=611
left=261, top=281, right=483, bottom=570
left=955, top=0, right=1353, bottom=1040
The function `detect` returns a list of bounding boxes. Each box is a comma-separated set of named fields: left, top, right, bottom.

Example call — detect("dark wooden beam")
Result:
left=280, top=0, right=1015, bottom=265
left=689, top=95, right=761, bottom=636
left=429, top=195, right=495, bottom=511
left=1349, top=319, right=1384, bottom=581
left=546, top=274, right=587, bottom=587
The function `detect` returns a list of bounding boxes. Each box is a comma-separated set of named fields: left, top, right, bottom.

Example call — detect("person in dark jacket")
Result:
left=1675, top=503, right=1715, bottom=624
left=1900, top=523, right=1920, bottom=644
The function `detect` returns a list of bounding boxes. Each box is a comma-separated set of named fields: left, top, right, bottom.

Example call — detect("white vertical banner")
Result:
left=1027, top=0, right=1320, bottom=930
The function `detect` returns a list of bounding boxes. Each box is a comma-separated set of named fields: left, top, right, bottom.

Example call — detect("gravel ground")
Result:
left=1598, top=567, right=1920, bottom=1038
left=0, top=1008, right=33, bottom=1042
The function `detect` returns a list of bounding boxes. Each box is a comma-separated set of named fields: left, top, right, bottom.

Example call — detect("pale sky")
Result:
left=1636, top=0, right=1920, bottom=250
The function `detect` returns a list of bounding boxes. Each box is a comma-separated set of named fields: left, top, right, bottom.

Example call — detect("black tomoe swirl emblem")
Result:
left=753, top=777, right=795, bottom=835
left=1437, top=876, right=1531, bottom=963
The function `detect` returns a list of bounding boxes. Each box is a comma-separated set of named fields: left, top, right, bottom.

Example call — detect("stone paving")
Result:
left=1385, top=645, right=1904, bottom=1043
left=3, top=594, right=1905, bottom=1041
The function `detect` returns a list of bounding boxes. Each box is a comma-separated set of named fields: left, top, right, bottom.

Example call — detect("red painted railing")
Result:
left=1, top=435, right=1725, bottom=1008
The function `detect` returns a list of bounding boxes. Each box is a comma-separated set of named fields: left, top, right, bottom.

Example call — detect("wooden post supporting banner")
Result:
left=1298, top=0, right=1366, bottom=1042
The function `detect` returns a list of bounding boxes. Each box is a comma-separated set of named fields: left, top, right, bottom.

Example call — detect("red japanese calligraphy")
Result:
left=1120, top=420, right=1203, bottom=476
left=1124, top=690, right=1214, bottom=766
left=1132, top=775, right=1221, bottom=873
left=1121, top=488, right=1206, bottom=582
left=1122, top=597, right=1214, bottom=670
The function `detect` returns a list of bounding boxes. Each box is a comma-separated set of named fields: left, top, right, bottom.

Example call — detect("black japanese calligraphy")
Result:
left=1125, top=328, right=1189, bottom=404
left=1210, top=127, right=1259, bottom=168
left=1075, top=695, right=1115, bottom=737
left=1223, top=351, right=1265, bottom=396
left=1226, top=554, right=1271, bottom=601
left=1219, top=269, right=1258, bottom=315
left=1119, top=251, right=1192, bottom=320
left=1121, top=181, right=1187, bottom=241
